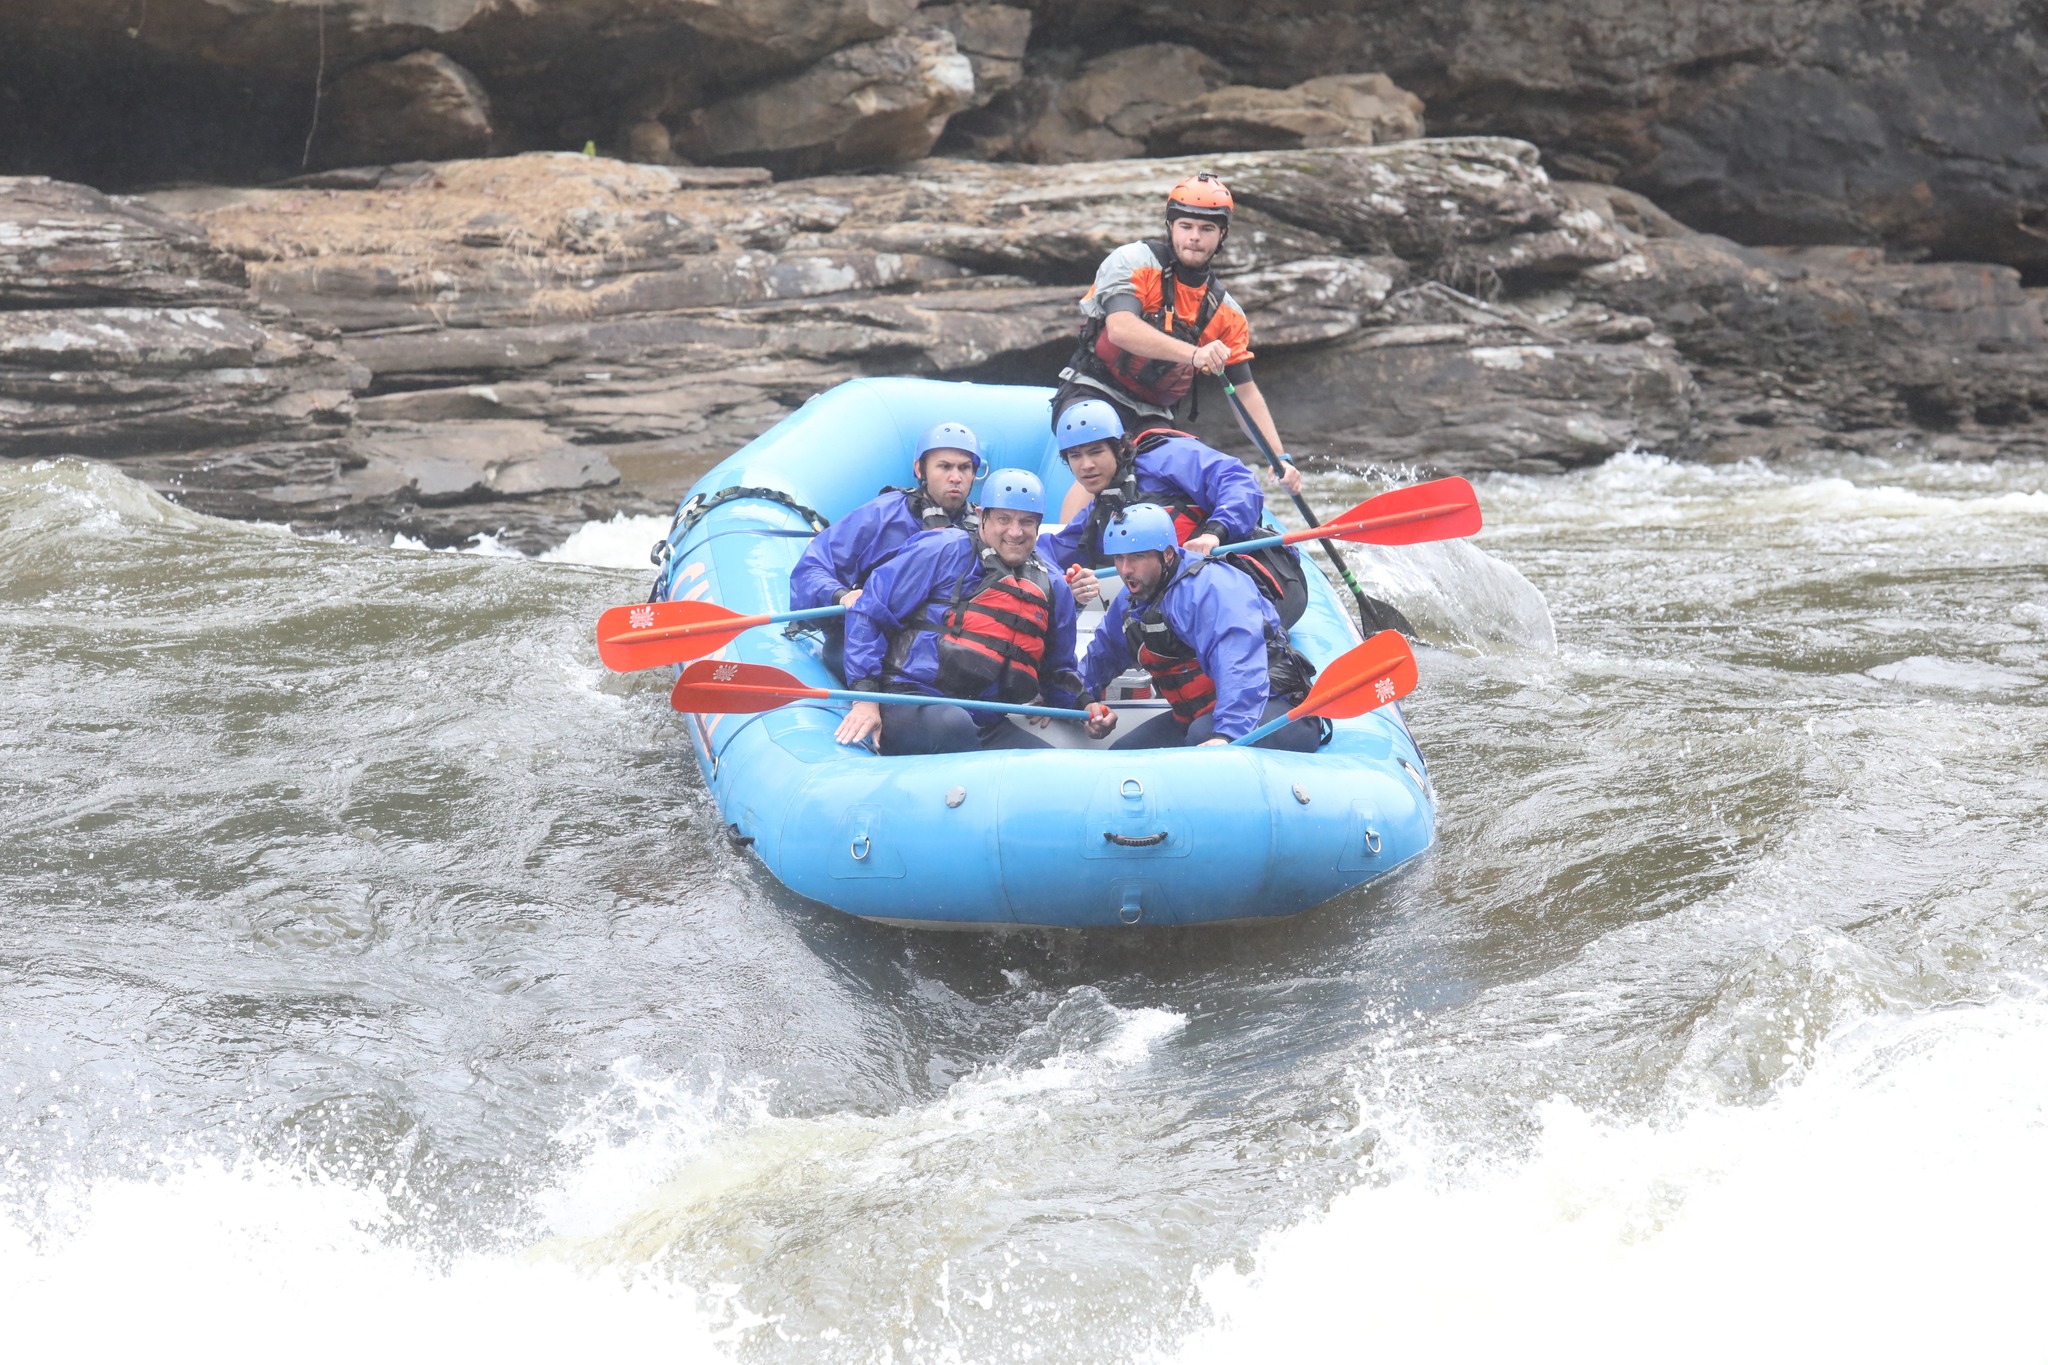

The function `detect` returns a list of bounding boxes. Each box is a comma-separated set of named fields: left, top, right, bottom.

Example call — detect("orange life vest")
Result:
left=888, top=547, right=1054, bottom=704
left=1069, top=242, right=1225, bottom=413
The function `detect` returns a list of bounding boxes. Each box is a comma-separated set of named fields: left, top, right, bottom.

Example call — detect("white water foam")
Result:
left=1339, top=537, right=1558, bottom=654
left=1173, top=992, right=2048, bottom=1363
left=534, top=1057, right=775, bottom=1240
left=528, top=989, right=1188, bottom=1315
left=0, top=456, right=210, bottom=536
left=1865, top=655, right=2042, bottom=694
left=0, top=1158, right=731, bottom=1363
left=391, top=529, right=526, bottom=558
left=540, top=513, right=675, bottom=569
left=1485, top=450, right=2048, bottom=532
left=381, top=513, right=671, bottom=568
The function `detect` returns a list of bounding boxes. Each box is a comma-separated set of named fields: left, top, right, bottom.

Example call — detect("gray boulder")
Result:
left=1147, top=74, right=1424, bottom=156
left=918, top=4, right=1033, bottom=106
left=1019, top=0, right=2048, bottom=275
left=1008, top=44, right=1230, bottom=163
left=0, top=177, right=360, bottom=471
left=672, top=28, right=976, bottom=175
left=317, top=51, right=495, bottom=169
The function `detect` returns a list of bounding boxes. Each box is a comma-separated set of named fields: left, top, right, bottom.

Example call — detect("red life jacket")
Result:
left=887, top=546, right=1055, bottom=704
left=1128, top=614, right=1218, bottom=723
left=1122, top=560, right=1314, bottom=725
left=1067, top=242, right=1225, bottom=414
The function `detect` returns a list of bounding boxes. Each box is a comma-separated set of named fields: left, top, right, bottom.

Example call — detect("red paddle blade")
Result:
left=1300, top=477, right=1482, bottom=548
left=1296, top=630, right=1419, bottom=720
left=596, top=600, right=764, bottom=672
left=670, top=659, right=830, bottom=714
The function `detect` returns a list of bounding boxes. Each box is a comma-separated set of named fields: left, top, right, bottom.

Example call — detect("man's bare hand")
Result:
left=1183, top=533, right=1220, bottom=557
left=1191, top=339, right=1231, bottom=374
left=1276, top=461, right=1303, bottom=496
left=835, top=700, right=883, bottom=746
left=1084, top=702, right=1118, bottom=740
left=1199, top=736, right=1228, bottom=747
left=1065, top=562, right=1100, bottom=605
left=837, top=587, right=864, bottom=607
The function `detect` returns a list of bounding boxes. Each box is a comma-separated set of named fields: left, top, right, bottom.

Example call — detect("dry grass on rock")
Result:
left=199, top=154, right=754, bottom=269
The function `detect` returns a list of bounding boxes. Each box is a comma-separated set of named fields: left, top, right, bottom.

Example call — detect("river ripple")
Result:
left=3, top=451, right=2043, bottom=1361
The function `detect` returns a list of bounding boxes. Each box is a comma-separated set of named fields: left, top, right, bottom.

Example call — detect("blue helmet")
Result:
left=916, top=421, right=988, bottom=477
left=1101, top=503, right=1178, bottom=557
left=980, top=468, right=1045, bottom=518
left=1055, top=398, right=1125, bottom=453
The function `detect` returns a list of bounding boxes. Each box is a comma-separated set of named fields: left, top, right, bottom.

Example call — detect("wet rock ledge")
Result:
left=8, top=142, right=2048, bottom=549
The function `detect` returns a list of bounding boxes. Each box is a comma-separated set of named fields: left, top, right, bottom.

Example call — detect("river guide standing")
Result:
left=1053, top=172, right=1303, bottom=522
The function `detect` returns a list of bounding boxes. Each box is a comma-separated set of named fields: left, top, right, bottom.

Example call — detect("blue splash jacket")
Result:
left=789, top=490, right=966, bottom=611
left=1038, top=433, right=1271, bottom=570
left=1080, top=555, right=1286, bottom=741
left=845, top=528, right=1083, bottom=706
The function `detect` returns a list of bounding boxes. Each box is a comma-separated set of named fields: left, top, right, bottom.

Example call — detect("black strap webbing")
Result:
left=675, top=484, right=831, bottom=537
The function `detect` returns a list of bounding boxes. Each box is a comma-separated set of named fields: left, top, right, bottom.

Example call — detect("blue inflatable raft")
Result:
left=650, top=378, right=1434, bottom=928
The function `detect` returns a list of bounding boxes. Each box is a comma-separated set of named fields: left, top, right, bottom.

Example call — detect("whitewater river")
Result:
left=3, top=451, right=2044, bottom=1360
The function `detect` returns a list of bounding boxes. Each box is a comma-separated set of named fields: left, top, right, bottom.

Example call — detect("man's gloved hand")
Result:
left=1084, top=701, right=1118, bottom=739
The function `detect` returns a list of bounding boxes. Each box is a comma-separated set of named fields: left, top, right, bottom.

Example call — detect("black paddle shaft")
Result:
left=1219, top=379, right=1419, bottom=641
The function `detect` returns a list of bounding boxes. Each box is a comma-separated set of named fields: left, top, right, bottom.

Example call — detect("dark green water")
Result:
left=3, top=452, right=2043, bottom=1360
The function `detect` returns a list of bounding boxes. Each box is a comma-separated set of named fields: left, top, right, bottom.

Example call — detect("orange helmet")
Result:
left=1166, top=173, right=1233, bottom=232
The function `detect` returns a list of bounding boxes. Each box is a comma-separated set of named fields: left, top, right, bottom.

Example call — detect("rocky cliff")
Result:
left=6, top=1, right=2046, bottom=279
left=5, top=4, right=2048, bottom=549
left=1024, top=1, right=2048, bottom=278
left=10, top=135, right=2048, bottom=548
